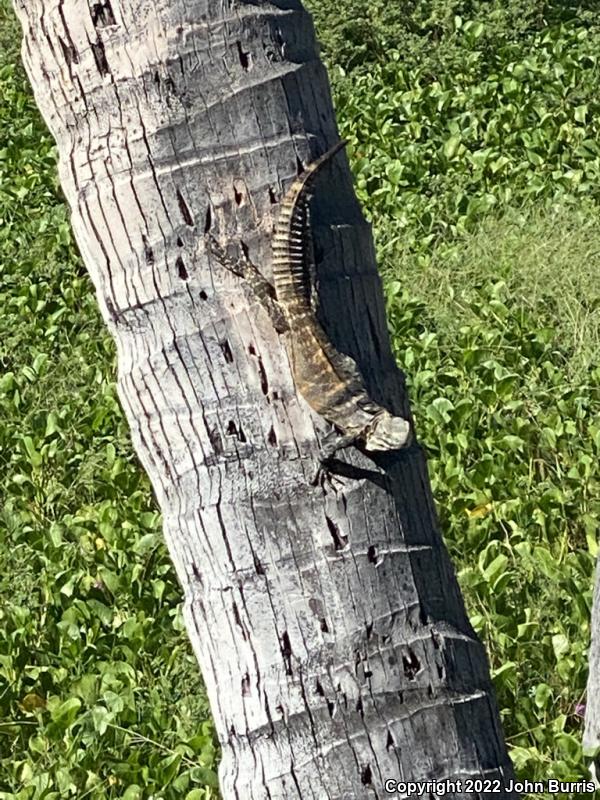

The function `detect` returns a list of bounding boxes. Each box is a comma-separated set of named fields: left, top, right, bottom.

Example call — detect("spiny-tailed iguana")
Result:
left=207, top=140, right=411, bottom=473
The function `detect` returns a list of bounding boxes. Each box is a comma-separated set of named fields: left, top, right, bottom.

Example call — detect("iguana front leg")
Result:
left=206, top=235, right=289, bottom=334
left=207, top=234, right=355, bottom=483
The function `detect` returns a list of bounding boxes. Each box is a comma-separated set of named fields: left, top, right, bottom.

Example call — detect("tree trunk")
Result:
left=585, top=555, right=600, bottom=782
left=13, top=0, right=518, bottom=796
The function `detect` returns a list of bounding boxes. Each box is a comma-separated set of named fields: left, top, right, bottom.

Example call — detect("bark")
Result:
left=585, top=555, right=600, bottom=781
left=13, top=1, right=518, bottom=797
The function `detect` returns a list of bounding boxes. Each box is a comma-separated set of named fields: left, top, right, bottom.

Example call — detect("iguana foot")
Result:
left=309, top=459, right=346, bottom=490
left=309, top=430, right=358, bottom=486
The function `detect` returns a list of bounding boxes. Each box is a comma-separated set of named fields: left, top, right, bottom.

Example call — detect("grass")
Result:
left=1, top=0, right=600, bottom=797
left=390, top=202, right=600, bottom=382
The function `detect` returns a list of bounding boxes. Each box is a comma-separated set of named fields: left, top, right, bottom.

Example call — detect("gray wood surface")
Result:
left=585, top=554, right=600, bottom=783
left=13, top=0, right=518, bottom=796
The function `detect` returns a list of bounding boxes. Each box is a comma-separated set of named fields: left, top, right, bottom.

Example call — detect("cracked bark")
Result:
left=585, top=555, right=600, bottom=780
left=13, top=1, right=518, bottom=797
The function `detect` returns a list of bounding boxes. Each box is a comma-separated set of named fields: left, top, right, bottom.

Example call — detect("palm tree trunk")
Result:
left=585, top=556, right=600, bottom=782
left=13, top=0, right=518, bottom=796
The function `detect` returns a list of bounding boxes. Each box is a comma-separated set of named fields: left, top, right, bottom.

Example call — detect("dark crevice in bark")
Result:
left=240, top=240, right=250, bottom=261
left=280, top=630, right=293, bottom=675
left=91, top=39, right=110, bottom=76
left=176, top=256, right=188, bottom=280
left=176, top=188, right=195, bottom=226
left=257, top=357, right=269, bottom=395
left=232, top=601, right=247, bottom=640
left=236, top=40, right=252, bottom=70
left=268, top=186, right=277, bottom=204
left=199, top=290, right=208, bottom=301
left=138, top=122, right=172, bottom=222
left=204, top=205, right=212, bottom=233
left=220, top=339, right=234, bottom=364
left=402, top=648, right=421, bottom=680
left=57, top=0, right=80, bottom=64
left=361, top=763, right=372, bottom=785
left=215, top=501, right=236, bottom=567
left=252, top=553, right=265, bottom=575
left=233, top=183, right=243, bottom=206
left=355, top=652, right=373, bottom=682
left=142, top=234, right=154, bottom=264
left=267, top=426, right=277, bottom=446
left=104, top=296, right=118, bottom=322
left=325, top=514, right=348, bottom=550
left=226, top=420, right=247, bottom=443
left=163, top=75, right=177, bottom=102
left=288, top=764, right=302, bottom=798
left=91, top=1, right=117, bottom=28
left=58, top=37, right=78, bottom=66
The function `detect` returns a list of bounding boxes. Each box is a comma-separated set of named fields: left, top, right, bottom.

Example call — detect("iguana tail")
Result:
left=272, top=140, right=347, bottom=306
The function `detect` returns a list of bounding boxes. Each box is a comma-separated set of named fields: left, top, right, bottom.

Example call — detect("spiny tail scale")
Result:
left=272, top=140, right=347, bottom=307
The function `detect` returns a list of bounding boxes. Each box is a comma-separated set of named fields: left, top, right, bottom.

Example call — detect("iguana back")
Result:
left=271, top=142, right=410, bottom=453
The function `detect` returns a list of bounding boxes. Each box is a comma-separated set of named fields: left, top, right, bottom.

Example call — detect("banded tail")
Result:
left=272, top=140, right=347, bottom=305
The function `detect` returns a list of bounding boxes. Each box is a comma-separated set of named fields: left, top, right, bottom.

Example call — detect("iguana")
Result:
left=207, top=140, right=411, bottom=475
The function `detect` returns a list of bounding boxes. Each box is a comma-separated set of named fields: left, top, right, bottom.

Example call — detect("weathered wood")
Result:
left=13, top=0, right=518, bottom=796
left=585, top=555, right=600, bottom=783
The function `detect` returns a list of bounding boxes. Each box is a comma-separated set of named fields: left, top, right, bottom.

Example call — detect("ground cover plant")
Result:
left=1, top=0, right=599, bottom=797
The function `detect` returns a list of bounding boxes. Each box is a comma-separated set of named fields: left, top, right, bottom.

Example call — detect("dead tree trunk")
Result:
left=13, top=0, right=518, bottom=797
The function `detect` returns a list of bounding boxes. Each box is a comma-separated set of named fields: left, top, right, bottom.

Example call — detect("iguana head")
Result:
left=363, top=410, right=411, bottom=452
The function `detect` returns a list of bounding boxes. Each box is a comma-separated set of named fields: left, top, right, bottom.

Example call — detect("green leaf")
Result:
left=482, top=554, right=509, bottom=584
left=443, top=134, right=461, bottom=160
left=122, top=787, right=143, bottom=800
left=50, top=697, right=82, bottom=728
left=552, top=634, right=569, bottom=661
left=44, top=411, right=60, bottom=438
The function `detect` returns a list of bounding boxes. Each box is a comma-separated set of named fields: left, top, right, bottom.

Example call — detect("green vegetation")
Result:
left=1, top=0, right=599, bottom=797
